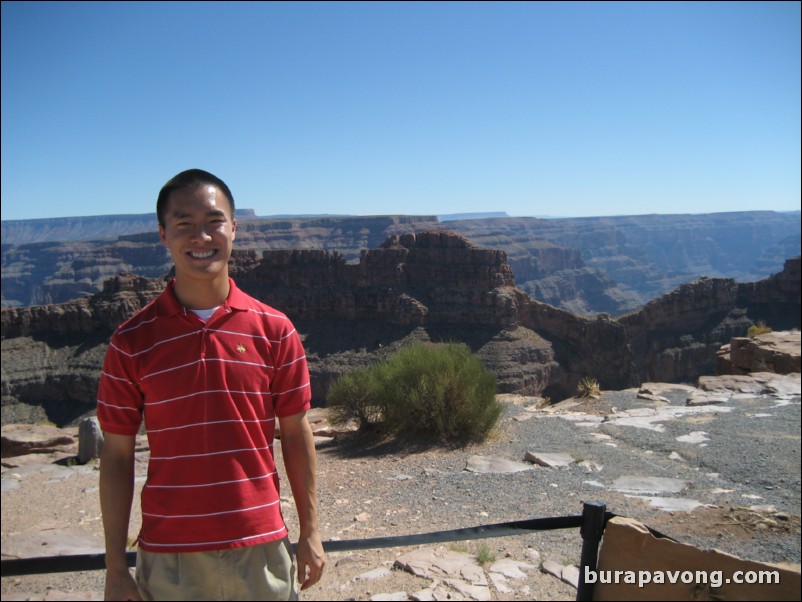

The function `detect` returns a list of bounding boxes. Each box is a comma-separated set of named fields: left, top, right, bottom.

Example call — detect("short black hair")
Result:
left=156, top=169, right=236, bottom=228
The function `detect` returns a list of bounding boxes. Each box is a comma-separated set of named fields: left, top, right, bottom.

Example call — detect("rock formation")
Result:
left=1, top=423, right=76, bottom=458
left=4, top=211, right=799, bottom=317
left=1, top=232, right=799, bottom=428
left=619, top=257, right=801, bottom=383
left=1, top=216, right=439, bottom=308
left=0, top=274, right=165, bottom=426
left=232, top=231, right=515, bottom=324
left=447, top=211, right=801, bottom=313
left=716, top=331, right=801, bottom=376
left=0, top=233, right=172, bottom=308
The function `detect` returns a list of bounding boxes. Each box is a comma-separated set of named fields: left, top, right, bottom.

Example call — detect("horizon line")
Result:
left=2, top=208, right=800, bottom=224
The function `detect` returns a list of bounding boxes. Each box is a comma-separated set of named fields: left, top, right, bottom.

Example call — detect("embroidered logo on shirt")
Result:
left=236, top=344, right=247, bottom=353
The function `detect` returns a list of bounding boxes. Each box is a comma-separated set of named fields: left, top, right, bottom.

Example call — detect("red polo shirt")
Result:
left=97, top=279, right=311, bottom=552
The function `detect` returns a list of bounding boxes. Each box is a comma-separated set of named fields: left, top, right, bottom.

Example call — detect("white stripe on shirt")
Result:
left=146, top=417, right=275, bottom=434
left=144, top=389, right=272, bottom=407
left=138, top=527, right=287, bottom=549
left=149, top=444, right=273, bottom=461
left=145, top=471, right=277, bottom=489
left=141, top=357, right=273, bottom=381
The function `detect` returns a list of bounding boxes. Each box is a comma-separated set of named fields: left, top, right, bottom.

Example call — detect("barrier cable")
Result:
left=1, top=505, right=673, bottom=581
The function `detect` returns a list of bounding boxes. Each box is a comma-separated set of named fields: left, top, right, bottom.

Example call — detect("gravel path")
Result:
left=2, top=384, right=800, bottom=600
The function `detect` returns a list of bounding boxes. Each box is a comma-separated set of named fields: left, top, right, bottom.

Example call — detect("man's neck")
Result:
left=172, top=276, right=231, bottom=310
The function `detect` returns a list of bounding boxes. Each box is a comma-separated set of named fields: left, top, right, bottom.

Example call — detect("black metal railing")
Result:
left=2, top=501, right=620, bottom=601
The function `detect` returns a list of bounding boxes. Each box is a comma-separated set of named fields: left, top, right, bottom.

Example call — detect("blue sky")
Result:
left=2, top=1, right=800, bottom=221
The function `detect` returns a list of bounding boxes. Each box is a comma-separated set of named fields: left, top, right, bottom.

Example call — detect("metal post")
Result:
left=576, top=501, right=606, bottom=602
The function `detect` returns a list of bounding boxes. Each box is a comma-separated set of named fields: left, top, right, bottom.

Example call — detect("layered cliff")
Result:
left=1, top=235, right=171, bottom=308
left=618, top=256, right=802, bottom=383
left=4, top=211, right=798, bottom=317
left=448, top=211, right=801, bottom=313
left=229, top=231, right=562, bottom=400
left=232, top=231, right=515, bottom=324
left=0, top=274, right=165, bottom=426
left=2, top=232, right=799, bottom=428
left=1, top=216, right=439, bottom=308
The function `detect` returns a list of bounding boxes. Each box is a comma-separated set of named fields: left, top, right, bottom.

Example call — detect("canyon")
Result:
left=3, top=210, right=799, bottom=315
left=1, top=222, right=799, bottom=428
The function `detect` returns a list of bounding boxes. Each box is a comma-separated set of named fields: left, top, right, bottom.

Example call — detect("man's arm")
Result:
left=278, top=411, right=326, bottom=590
left=99, top=432, right=141, bottom=601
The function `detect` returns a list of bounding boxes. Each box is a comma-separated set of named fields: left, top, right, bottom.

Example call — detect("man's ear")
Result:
left=231, top=218, right=237, bottom=241
left=158, top=224, right=168, bottom=247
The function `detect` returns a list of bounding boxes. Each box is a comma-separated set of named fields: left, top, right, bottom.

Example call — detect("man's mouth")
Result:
left=188, top=249, right=216, bottom=259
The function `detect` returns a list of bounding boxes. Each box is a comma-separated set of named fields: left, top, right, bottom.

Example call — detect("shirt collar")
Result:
left=222, top=279, right=251, bottom=312
left=155, top=278, right=249, bottom=316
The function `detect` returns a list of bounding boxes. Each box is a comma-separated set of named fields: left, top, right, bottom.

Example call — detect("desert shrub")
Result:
left=476, top=543, right=496, bottom=566
left=326, top=368, right=383, bottom=429
left=577, top=376, right=601, bottom=398
left=326, top=342, right=500, bottom=444
left=747, top=321, right=772, bottom=338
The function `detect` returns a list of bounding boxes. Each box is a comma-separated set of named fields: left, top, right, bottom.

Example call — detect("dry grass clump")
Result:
left=747, top=321, right=772, bottom=338
left=577, top=376, right=601, bottom=398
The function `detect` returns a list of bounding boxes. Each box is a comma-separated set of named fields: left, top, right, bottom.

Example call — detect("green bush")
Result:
left=327, top=342, right=500, bottom=444
left=326, top=369, right=383, bottom=429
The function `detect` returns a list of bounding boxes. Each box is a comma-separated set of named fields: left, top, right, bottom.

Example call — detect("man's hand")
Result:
left=295, top=529, right=326, bottom=590
left=104, top=567, right=142, bottom=601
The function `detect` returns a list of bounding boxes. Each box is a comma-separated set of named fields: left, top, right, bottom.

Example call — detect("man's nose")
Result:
left=191, top=226, right=212, bottom=241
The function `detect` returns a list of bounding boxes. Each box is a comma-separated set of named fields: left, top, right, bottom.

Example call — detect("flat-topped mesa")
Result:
left=384, top=231, right=515, bottom=290
left=232, top=230, right=518, bottom=326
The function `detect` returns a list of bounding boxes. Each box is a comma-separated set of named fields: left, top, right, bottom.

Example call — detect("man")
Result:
left=98, top=169, right=325, bottom=600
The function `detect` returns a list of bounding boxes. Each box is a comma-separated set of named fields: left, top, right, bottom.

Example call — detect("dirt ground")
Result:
left=2, top=389, right=800, bottom=601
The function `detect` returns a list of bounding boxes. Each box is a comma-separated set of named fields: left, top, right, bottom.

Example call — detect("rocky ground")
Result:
left=2, top=373, right=800, bottom=601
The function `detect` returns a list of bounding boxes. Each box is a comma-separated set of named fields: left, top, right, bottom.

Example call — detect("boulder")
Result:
left=1, top=423, right=76, bottom=458
left=78, top=416, right=104, bottom=464
left=717, top=331, right=801, bottom=375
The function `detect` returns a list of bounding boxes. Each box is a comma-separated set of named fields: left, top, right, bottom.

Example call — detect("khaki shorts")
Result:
left=135, top=538, right=298, bottom=601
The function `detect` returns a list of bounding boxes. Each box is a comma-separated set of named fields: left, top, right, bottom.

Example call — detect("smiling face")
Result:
left=158, top=183, right=237, bottom=307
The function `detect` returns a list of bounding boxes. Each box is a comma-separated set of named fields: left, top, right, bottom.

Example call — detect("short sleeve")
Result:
left=270, top=321, right=312, bottom=418
left=96, top=336, right=144, bottom=436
